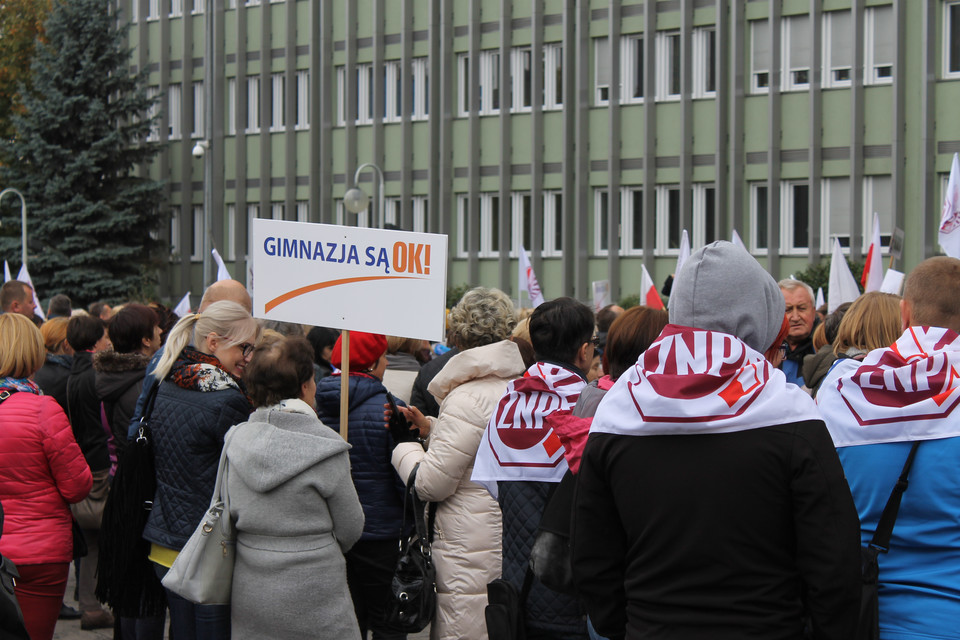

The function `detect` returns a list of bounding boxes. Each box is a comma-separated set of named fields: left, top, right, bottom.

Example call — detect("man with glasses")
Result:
left=778, top=278, right=818, bottom=386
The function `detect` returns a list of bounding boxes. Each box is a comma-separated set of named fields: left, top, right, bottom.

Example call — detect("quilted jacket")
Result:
left=392, top=340, right=525, bottom=640
left=142, top=378, right=251, bottom=550
left=0, top=392, right=92, bottom=564
left=315, top=373, right=406, bottom=540
left=499, top=479, right=588, bottom=638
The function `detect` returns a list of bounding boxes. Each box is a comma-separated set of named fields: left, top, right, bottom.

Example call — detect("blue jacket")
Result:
left=838, top=438, right=960, bottom=640
left=315, top=373, right=406, bottom=541
left=142, top=380, right=250, bottom=550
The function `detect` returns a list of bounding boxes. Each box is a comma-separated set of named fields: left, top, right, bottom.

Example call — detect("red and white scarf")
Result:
left=471, top=362, right=585, bottom=498
left=591, top=325, right=820, bottom=436
left=817, top=326, right=960, bottom=446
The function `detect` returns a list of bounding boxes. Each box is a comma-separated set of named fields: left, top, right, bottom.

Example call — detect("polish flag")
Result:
left=676, top=229, right=691, bottom=276
left=860, top=212, right=883, bottom=293
left=518, top=245, right=545, bottom=307
left=940, top=153, right=960, bottom=259
left=641, top=264, right=665, bottom=310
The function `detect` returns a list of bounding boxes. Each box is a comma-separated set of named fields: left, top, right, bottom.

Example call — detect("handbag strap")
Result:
left=135, top=380, right=162, bottom=442
left=0, top=390, right=17, bottom=406
left=402, top=464, right=435, bottom=546
left=869, top=440, right=921, bottom=553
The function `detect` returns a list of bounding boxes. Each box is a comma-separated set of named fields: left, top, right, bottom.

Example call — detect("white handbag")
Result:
left=161, top=436, right=236, bottom=605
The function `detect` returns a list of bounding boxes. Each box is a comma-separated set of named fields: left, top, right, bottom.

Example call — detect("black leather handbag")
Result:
left=386, top=464, right=437, bottom=633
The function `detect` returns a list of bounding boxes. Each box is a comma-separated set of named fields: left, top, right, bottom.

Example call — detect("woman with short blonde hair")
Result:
left=833, top=292, right=902, bottom=359
left=0, top=313, right=92, bottom=640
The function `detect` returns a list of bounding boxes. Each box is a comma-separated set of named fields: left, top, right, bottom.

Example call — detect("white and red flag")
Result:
left=817, top=327, right=960, bottom=446
left=472, top=362, right=586, bottom=497
left=676, top=229, right=691, bottom=276
left=518, top=244, right=545, bottom=308
left=16, top=264, right=44, bottom=321
left=940, top=153, right=960, bottom=259
left=861, top=212, right=883, bottom=292
left=641, top=264, right=665, bottom=310
left=173, top=291, right=192, bottom=317
left=828, top=239, right=860, bottom=313
left=591, top=326, right=820, bottom=437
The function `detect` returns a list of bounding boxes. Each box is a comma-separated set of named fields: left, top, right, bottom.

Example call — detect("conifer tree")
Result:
left=0, top=0, right=164, bottom=305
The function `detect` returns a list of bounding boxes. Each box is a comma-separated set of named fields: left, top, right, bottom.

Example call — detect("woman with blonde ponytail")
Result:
left=141, top=300, right=260, bottom=640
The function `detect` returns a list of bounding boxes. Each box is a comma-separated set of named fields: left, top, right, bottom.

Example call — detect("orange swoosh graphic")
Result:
left=265, top=275, right=423, bottom=313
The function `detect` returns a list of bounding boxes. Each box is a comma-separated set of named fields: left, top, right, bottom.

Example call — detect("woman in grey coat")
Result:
left=224, top=335, right=365, bottom=639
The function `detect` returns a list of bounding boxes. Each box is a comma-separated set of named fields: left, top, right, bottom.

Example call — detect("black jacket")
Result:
left=572, top=420, right=860, bottom=640
left=94, top=350, right=149, bottom=454
left=34, top=353, right=72, bottom=414
left=65, top=351, right=110, bottom=473
left=409, top=347, right=459, bottom=418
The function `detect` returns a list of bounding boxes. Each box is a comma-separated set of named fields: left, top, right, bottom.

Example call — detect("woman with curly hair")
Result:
left=393, top=286, right=526, bottom=640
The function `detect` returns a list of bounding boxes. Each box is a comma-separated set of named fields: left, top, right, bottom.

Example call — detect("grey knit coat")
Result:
left=224, top=402, right=365, bottom=640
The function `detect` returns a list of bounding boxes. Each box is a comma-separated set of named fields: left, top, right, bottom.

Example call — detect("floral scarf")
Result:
left=169, top=347, right=247, bottom=398
left=0, top=376, right=41, bottom=397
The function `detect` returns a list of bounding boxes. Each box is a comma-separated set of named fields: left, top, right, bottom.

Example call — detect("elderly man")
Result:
left=778, top=278, right=818, bottom=386
left=573, top=241, right=860, bottom=640
left=0, top=280, right=37, bottom=320
left=818, top=256, right=960, bottom=639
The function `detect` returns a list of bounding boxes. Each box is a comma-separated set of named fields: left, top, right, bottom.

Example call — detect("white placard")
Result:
left=252, top=220, right=448, bottom=341
left=879, top=268, right=905, bottom=295
left=592, top=279, right=611, bottom=312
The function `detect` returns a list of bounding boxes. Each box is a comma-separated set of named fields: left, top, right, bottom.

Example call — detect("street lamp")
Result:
left=0, top=188, right=28, bottom=270
left=193, top=139, right=212, bottom=287
left=343, top=162, right=385, bottom=228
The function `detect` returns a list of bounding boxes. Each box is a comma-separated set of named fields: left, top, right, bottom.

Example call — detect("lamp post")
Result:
left=192, top=139, right=212, bottom=287
left=343, top=162, right=385, bottom=228
left=0, top=188, right=28, bottom=270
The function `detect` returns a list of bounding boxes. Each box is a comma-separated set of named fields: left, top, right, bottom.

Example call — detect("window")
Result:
left=383, top=61, right=402, bottom=122
left=226, top=78, right=237, bottom=134
left=595, top=37, right=611, bottom=105
left=821, top=177, right=852, bottom=251
left=693, top=27, right=716, bottom=98
left=781, top=181, right=810, bottom=253
left=191, top=0, right=202, bottom=14
left=245, top=0, right=260, bottom=6
left=542, top=191, right=563, bottom=257
left=456, top=194, right=502, bottom=256
left=411, top=57, right=429, bottom=120
left=270, top=202, right=284, bottom=221
left=543, top=44, right=563, bottom=109
left=621, top=36, right=644, bottom=103
left=131, top=0, right=138, bottom=23
left=270, top=73, right=284, bottom=131
left=823, top=11, right=853, bottom=88
left=169, top=0, right=182, bottom=18
left=594, top=190, right=610, bottom=255
left=621, top=188, right=644, bottom=255
left=865, top=5, right=893, bottom=84
left=510, top=193, right=532, bottom=256
left=511, top=48, right=532, bottom=112
left=296, top=201, right=309, bottom=223
left=412, top=196, right=428, bottom=233
left=295, top=71, right=308, bottom=129
left=456, top=196, right=468, bottom=256
left=782, top=14, right=812, bottom=91
left=191, top=205, right=203, bottom=262
left=168, top=83, right=182, bottom=139
left=655, top=186, right=681, bottom=254
left=456, top=51, right=500, bottom=115
left=191, top=81, right=203, bottom=138
left=146, top=86, right=160, bottom=141
left=147, top=0, right=159, bottom=20
left=692, top=184, right=718, bottom=246
left=246, top=77, right=260, bottom=133
left=656, top=31, right=681, bottom=100
left=946, top=2, right=960, bottom=77
left=458, top=54, right=470, bottom=116
left=356, top=63, right=374, bottom=124
left=862, top=176, right=893, bottom=250
left=336, top=66, right=346, bottom=125
left=224, top=204, right=236, bottom=260
left=384, top=197, right=429, bottom=232
left=751, top=183, right=769, bottom=252
left=245, top=204, right=258, bottom=261
left=751, top=19, right=771, bottom=93
left=169, top=206, right=180, bottom=259
left=335, top=198, right=368, bottom=227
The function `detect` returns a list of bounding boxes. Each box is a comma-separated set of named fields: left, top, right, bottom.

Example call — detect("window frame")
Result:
left=511, top=47, right=533, bottom=113
left=945, top=1, right=960, bottom=79
left=595, top=37, right=611, bottom=106
left=822, top=10, right=853, bottom=88
left=168, top=83, right=182, bottom=140
left=542, top=191, right=564, bottom=257
left=620, top=187, right=644, bottom=256
left=692, top=27, right=717, bottom=99
left=295, top=70, right=309, bottom=129
left=543, top=44, right=563, bottom=110
left=751, top=19, right=771, bottom=94
left=621, top=36, right=644, bottom=104
left=654, top=185, right=682, bottom=256
left=190, top=205, right=204, bottom=262
left=750, top=182, right=770, bottom=255
left=781, top=14, right=812, bottom=92
left=864, top=5, right=894, bottom=85
left=245, top=76, right=260, bottom=133
left=780, top=180, right=811, bottom=255
left=655, top=30, right=681, bottom=101
left=593, top=189, right=610, bottom=256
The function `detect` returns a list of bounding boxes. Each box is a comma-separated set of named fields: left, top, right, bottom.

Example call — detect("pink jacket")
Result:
left=0, top=393, right=92, bottom=564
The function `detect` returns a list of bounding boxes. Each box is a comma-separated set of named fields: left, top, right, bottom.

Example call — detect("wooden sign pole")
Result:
left=339, top=330, right=350, bottom=441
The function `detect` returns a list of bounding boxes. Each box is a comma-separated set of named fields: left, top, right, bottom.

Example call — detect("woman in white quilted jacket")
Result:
left=393, top=287, right=528, bottom=640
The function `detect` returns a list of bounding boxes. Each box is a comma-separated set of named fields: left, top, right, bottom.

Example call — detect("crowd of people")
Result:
left=0, top=243, right=958, bottom=640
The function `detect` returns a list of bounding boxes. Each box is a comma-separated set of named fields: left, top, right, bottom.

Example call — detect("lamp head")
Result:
left=343, top=187, right=370, bottom=214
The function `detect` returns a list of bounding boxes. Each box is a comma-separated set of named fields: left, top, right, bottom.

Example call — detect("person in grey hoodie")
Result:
left=223, top=335, right=365, bottom=640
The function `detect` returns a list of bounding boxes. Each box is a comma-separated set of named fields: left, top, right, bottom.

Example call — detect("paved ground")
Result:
left=53, top=569, right=431, bottom=639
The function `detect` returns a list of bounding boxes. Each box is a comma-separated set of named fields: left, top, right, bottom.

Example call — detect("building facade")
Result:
left=130, top=0, right=960, bottom=305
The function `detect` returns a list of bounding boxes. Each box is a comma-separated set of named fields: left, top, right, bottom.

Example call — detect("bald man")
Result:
left=127, top=280, right=252, bottom=438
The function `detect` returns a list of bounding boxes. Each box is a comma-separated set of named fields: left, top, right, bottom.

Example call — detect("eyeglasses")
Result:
left=590, top=336, right=600, bottom=348
left=238, top=342, right=255, bottom=358
left=778, top=341, right=789, bottom=360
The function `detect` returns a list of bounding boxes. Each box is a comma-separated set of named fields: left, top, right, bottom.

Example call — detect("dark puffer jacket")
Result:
left=66, top=350, right=111, bottom=473
left=34, top=353, right=73, bottom=413
left=142, top=378, right=250, bottom=551
left=94, top=350, right=150, bottom=454
left=315, top=373, right=406, bottom=540
left=498, top=480, right=588, bottom=639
